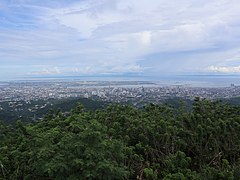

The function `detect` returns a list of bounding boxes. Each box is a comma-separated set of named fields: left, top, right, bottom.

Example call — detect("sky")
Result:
left=0, top=0, right=240, bottom=80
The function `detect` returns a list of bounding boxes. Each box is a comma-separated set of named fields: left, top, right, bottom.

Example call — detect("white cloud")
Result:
left=1, top=0, right=240, bottom=77
left=70, top=62, right=144, bottom=75
left=29, top=67, right=61, bottom=75
left=207, top=65, right=240, bottom=73
left=137, top=31, right=152, bottom=47
left=50, top=0, right=240, bottom=57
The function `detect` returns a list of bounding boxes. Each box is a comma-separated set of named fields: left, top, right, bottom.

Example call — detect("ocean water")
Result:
left=2, top=75, right=240, bottom=88
left=0, top=82, right=9, bottom=87
left=151, top=75, right=240, bottom=87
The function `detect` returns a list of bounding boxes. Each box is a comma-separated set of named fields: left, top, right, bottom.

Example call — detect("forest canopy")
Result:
left=1, top=98, right=240, bottom=179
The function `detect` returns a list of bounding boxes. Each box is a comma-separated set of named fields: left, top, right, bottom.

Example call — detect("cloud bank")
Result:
left=0, top=0, right=240, bottom=79
left=207, top=65, right=240, bottom=73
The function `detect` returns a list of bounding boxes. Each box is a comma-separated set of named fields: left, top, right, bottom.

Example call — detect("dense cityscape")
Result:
left=1, top=80, right=240, bottom=105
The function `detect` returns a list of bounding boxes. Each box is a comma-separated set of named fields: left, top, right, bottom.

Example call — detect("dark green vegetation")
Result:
left=0, top=97, right=191, bottom=124
left=1, top=98, right=240, bottom=179
left=0, top=98, right=107, bottom=124
left=0, top=96, right=238, bottom=125
left=223, top=97, right=240, bottom=106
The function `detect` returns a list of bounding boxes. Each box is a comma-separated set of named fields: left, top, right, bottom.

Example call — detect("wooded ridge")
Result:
left=1, top=98, right=240, bottom=179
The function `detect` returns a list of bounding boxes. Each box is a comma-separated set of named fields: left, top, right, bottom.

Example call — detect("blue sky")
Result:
left=0, top=0, right=240, bottom=80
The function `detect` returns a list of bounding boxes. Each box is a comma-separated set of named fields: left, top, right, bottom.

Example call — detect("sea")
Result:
left=151, top=75, right=240, bottom=87
left=0, top=75, right=239, bottom=88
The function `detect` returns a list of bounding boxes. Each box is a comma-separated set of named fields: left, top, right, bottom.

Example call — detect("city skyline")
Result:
left=1, top=0, right=240, bottom=80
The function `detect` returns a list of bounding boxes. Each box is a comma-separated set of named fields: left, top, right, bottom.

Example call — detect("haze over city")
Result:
left=0, top=0, right=240, bottom=80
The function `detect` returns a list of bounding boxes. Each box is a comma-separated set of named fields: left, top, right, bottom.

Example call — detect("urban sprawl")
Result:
left=0, top=81, right=239, bottom=104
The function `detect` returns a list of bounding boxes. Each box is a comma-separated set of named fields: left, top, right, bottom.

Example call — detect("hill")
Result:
left=0, top=97, right=108, bottom=124
left=1, top=97, right=240, bottom=179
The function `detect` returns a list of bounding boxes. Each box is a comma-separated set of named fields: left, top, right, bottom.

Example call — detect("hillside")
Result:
left=0, top=97, right=108, bottom=124
left=1, top=97, right=240, bottom=179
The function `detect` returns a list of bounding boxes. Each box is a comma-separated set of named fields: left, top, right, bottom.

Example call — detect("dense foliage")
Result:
left=0, top=97, right=107, bottom=124
left=1, top=98, right=240, bottom=179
